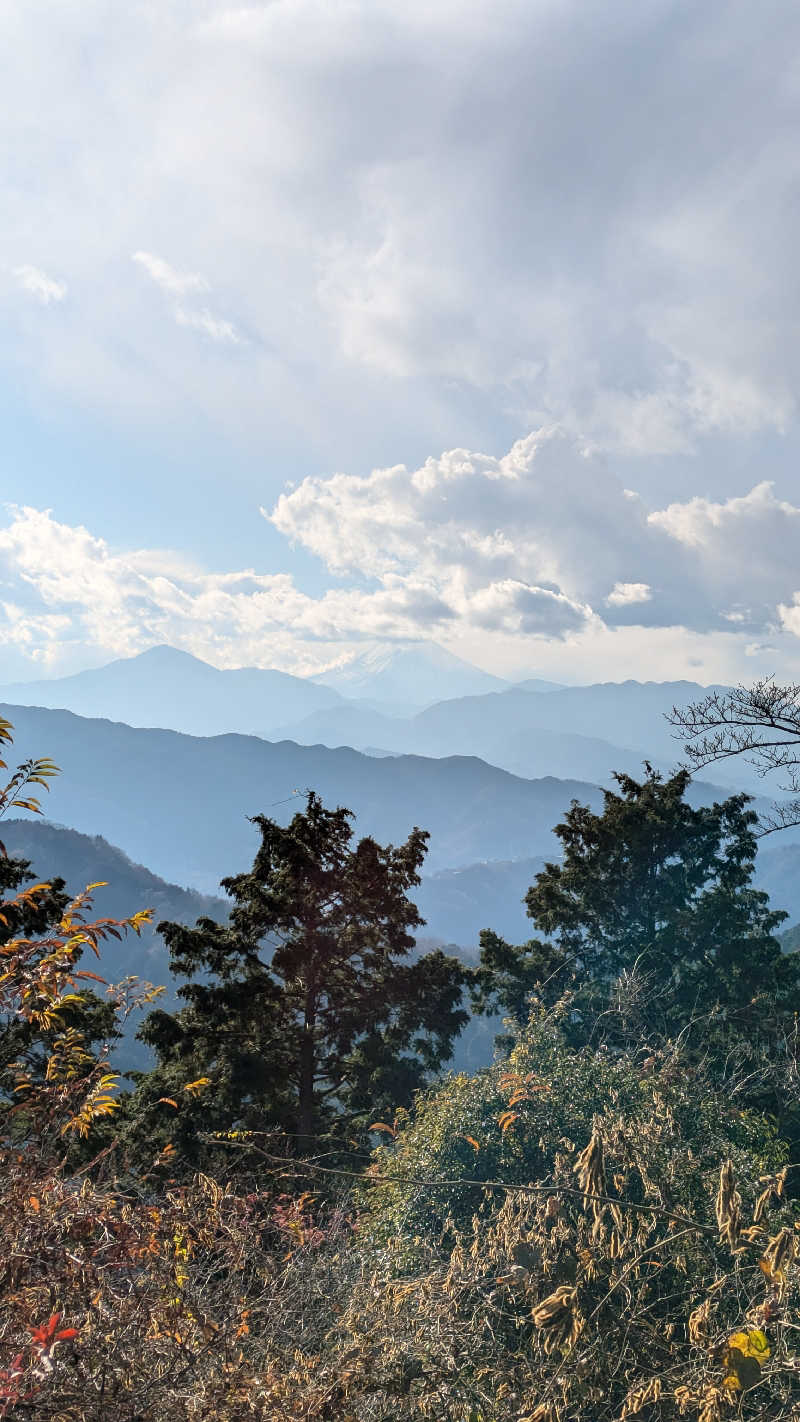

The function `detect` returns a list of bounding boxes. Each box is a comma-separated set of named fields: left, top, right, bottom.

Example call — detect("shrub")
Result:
left=319, top=1013, right=800, bottom=1419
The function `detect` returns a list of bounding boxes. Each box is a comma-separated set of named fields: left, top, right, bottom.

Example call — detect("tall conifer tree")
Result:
left=138, top=793, right=467, bottom=1154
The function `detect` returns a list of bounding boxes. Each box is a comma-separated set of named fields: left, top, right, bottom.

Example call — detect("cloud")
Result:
left=175, top=306, right=241, bottom=344
left=5, top=410, right=800, bottom=682
left=133, top=251, right=241, bottom=344
left=13, top=265, right=66, bottom=304
left=606, top=583, right=652, bottom=607
left=132, top=251, right=209, bottom=297
left=271, top=426, right=800, bottom=640
left=4, top=0, right=800, bottom=468
left=778, top=595, right=800, bottom=639
left=4, top=422, right=800, bottom=682
left=2, top=504, right=569, bottom=672
left=649, top=482, right=800, bottom=630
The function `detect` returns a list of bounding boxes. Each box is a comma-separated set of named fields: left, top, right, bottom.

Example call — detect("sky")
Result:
left=3, top=0, right=800, bottom=686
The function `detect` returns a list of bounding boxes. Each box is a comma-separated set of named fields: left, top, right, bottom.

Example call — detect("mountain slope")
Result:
left=313, top=640, right=511, bottom=707
left=412, top=680, right=714, bottom=765
left=272, top=699, right=661, bottom=785
left=0, top=645, right=344, bottom=738
left=270, top=680, right=750, bottom=789
left=0, top=701, right=610, bottom=889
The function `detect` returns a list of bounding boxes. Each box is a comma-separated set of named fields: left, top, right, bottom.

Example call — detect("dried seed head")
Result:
left=531, top=1284, right=576, bottom=1329
left=620, top=1378, right=662, bottom=1418
left=761, top=1226, right=796, bottom=1281
left=688, top=1297, right=712, bottom=1343
left=574, top=1130, right=605, bottom=1202
left=715, top=1160, right=741, bottom=1250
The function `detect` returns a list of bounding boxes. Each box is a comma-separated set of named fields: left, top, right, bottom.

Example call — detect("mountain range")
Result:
left=0, top=700, right=610, bottom=889
left=271, top=678, right=772, bottom=793
left=0, top=644, right=750, bottom=794
left=0, top=645, right=344, bottom=738
left=0, top=641, right=525, bottom=733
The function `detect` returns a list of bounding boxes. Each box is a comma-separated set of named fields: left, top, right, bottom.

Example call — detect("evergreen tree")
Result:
left=137, top=793, right=468, bottom=1156
left=474, top=766, right=794, bottom=1059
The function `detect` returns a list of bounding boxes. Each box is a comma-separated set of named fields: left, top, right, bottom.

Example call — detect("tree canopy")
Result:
left=137, top=791, right=468, bottom=1156
left=474, top=766, right=795, bottom=1070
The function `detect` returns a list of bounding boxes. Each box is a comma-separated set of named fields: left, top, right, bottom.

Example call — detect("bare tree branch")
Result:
left=668, top=677, right=800, bottom=833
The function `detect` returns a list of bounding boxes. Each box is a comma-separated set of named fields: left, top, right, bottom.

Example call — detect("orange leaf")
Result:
left=183, top=1077, right=211, bottom=1094
left=157, top=1098, right=179, bottom=1109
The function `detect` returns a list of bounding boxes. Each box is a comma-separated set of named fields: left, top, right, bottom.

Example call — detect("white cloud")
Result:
left=132, top=251, right=208, bottom=297
left=3, top=0, right=800, bottom=465
left=778, top=594, right=800, bottom=639
left=132, top=251, right=240, bottom=344
left=13, top=265, right=66, bottom=304
left=606, top=582, right=652, bottom=607
left=5, top=424, right=800, bottom=681
left=4, top=421, right=800, bottom=682
left=175, top=305, right=241, bottom=344
left=1, top=504, right=567, bottom=671
left=271, top=427, right=800, bottom=641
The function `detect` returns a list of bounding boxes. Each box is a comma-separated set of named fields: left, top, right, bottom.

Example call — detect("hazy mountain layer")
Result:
left=0, top=701, right=611, bottom=888
left=312, top=640, right=512, bottom=706
left=0, top=641, right=516, bottom=734
left=0, top=644, right=344, bottom=738
left=270, top=679, right=769, bottom=792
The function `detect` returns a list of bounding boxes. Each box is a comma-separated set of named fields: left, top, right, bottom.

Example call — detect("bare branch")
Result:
left=668, top=677, right=800, bottom=834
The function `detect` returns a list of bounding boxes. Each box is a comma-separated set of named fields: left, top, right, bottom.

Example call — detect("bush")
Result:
left=362, top=1007, right=787, bottom=1249
left=324, top=1011, right=800, bottom=1420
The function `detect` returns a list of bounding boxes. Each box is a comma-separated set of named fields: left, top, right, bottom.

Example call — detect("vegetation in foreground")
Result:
left=2, top=705, right=800, bottom=1420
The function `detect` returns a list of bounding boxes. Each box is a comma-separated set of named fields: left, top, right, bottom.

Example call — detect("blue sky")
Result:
left=3, top=0, right=800, bottom=686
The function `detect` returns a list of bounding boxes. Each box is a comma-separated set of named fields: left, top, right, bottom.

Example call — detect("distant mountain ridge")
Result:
left=313, top=640, right=513, bottom=708
left=1, top=700, right=790, bottom=899
left=0, top=641, right=517, bottom=733
left=269, top=678, right=764, bottom=792
left=0, top=645, right=344, bottom=738
left=0, top=700, right=610, bottom=889
left=4, top=648, right=750, bottom=797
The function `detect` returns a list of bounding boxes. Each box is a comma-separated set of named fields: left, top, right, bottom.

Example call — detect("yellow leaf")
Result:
left=728, top=1328, right=770, bottom=1361
left=157, top=1097, right=179, bottom=1109
left=727, top=1332, right=750, bottom=1353
left=183, top=1077, right=211, bottom=1094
